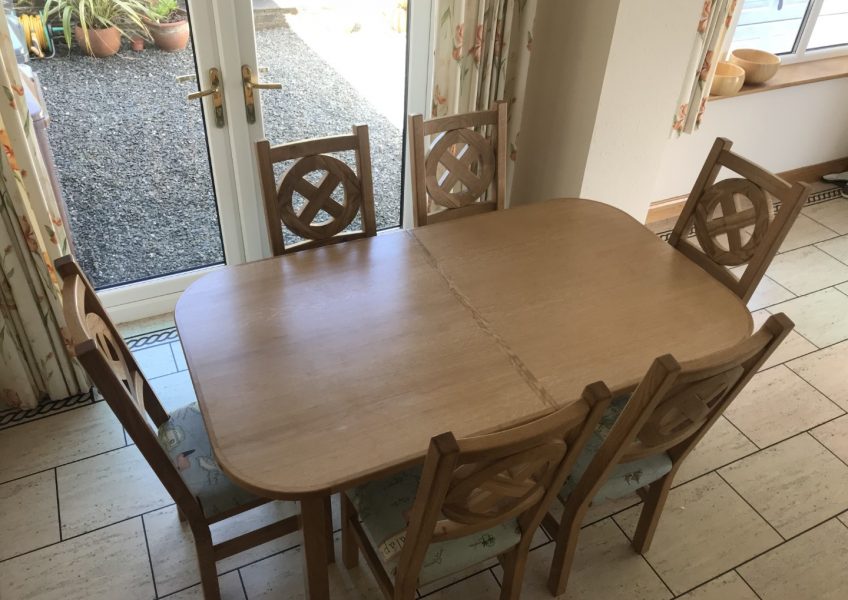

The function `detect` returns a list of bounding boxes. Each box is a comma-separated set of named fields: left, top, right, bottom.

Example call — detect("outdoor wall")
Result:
left=652, top=77, right=848, bottom=201
left=511, top=0, right=704, bottom=223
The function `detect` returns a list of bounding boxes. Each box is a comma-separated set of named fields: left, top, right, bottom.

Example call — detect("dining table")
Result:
left=174, top=197, right=753, bottom=599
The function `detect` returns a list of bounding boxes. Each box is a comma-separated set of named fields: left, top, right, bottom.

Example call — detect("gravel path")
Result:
left=35, top=25, right=402, bottom=288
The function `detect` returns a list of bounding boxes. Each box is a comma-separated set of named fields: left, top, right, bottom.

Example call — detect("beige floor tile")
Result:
left=751, top=310, right=817, bottom=369
left=133, top=344, right=178, bottom=378
left=149, top=370, right=198, bottom=413
left=0, top=402, right=125, bottom=483
left=159, top=571, right=245, bottom=600
left=614, top=473, right=781, bottom=595
left=747, top=276, right=796, bottom=311
left=425, top=570, right=501, bottom=598
left=677, top=571, right=758, bottom=599
left=779, top=213, right=839, bottom=252
left=816, top=234, right=848, bottom=264
left=0, top=470, right=59, bottom=560
left=145, top=501, right=300, bottom=596
left=583, top=494, right=642, bottom=525
left=719, top=434, right=848, bottom=538
left=499, top=519, right=670, bottom=600
left=811, top=415, right=848, bottom=463
left=239, top=534, right=382, bottom=599
left=674, top=416, right=757, bottom=486
left=730, top=268, right=796, bottom=311
left=57, top=444, right=170, bottom=538
left=766, top=246, right=848, bottom=295
left=0, top=518, right=154, bottom=600
left=770, top=287, right=848, bottom=347
left=787, top=340, right=848, bottom=410
left=723, top=365, right=842, bottom=448
left=738, top=519, right=848, bottom=599
left=803, top=199, right=848, bottom=235
left=172, top=341, right=188, bottom=371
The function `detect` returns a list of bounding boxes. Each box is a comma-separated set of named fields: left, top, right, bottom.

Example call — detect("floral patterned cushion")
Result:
left=347, top=467, right=521, bottom=586
left=157, top=403, right=259, bottom=518
left=560, top=395, right=673, bottom=505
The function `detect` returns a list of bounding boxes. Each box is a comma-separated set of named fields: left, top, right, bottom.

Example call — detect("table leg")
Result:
left=301, top=495, right=330, bottom=599
left=324, top=494, right=335, bottom=564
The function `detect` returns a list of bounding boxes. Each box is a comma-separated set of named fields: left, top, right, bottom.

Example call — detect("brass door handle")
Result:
left=186, top=68, right=225, bottom=128
left=242, top=65, right=281, bottom=124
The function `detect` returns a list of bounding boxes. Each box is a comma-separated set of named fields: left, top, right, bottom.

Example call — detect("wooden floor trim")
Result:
left=646, top=156, right=848, bottom=225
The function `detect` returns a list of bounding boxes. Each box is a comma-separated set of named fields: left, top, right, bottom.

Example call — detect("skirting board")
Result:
left=645, top=156, right=848, bottom=225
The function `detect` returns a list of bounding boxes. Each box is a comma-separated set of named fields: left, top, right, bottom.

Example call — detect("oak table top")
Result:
left=175, top=198, right=753, bottom=500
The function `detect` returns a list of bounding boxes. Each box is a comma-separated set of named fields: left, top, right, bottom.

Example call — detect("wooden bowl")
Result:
left=730, top=48, right=781, bottom=84
left=710, top=62, right=745, bottom=97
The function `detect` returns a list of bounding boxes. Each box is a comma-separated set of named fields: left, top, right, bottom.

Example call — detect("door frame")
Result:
left=101, top=0, right=435, bottom=323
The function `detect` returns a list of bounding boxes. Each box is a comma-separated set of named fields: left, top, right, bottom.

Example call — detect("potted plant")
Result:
left=43, top=0, right=151, bottom=58
left=144, top=0, right=189, bottom=52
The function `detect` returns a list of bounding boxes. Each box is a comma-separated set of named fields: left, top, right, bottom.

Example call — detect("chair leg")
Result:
left=632, top=475, right=673, bottom=554
left=341, top=493, right=359, bottom=568
left=547, top=502, right=588, bottom=597
left=177, top=507, right=187, bottom=523
left=393, top=571, right=417, bottom=600
left=324, top=494, right=336, bottom=564
left=193, top=528, right=220, bottom=600
left=499, top=544, right=529, bottom=600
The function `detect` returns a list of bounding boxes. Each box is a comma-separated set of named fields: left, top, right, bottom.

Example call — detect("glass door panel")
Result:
left=28, top=3, right=225, bottom=289
left=253, top=0, right=409, bottom=230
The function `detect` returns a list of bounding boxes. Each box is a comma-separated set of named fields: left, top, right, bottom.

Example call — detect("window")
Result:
left=731, top=0, right=848, bottom=62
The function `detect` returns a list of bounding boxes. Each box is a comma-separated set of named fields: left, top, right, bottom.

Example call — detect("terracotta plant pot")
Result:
left=73, top=25, right=121, bottom=57
left=131, top=36, right=144, bottom=52
left=145, top=9, right=190, bottom=52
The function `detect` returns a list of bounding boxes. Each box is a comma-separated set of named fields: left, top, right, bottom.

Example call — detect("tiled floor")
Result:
left=2, top=197, right=848, bottom=599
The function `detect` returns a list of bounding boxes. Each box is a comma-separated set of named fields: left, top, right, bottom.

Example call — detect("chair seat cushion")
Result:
left=347, top=467, right=521, bottom=586
left=561, top=395, right=673, bottom=505
left=157, top=403, right=259, bottom=518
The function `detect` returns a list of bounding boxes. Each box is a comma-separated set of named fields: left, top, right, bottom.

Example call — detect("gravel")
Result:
left=34, top=24, right=402, bottom=288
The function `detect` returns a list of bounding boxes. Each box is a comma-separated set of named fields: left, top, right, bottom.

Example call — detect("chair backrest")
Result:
left=393, top=386, right=611, bottom=582
left=668, top=138, right=810, bottom=303
left=566, top=313, right=793, bottom=508
left=408, top=101, right=507, bottom=227
left=256, top=125, right=377, bottom=256
left=55, top=255, right=204, bottom=521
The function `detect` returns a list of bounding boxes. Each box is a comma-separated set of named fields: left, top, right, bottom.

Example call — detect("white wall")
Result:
left=511, top=0, right=704, bottom=222
left=652, top=77, right=848, bottom=201
left=580, top=0, right=703, bottom=222
left=510, top=0, right=621, bottom=205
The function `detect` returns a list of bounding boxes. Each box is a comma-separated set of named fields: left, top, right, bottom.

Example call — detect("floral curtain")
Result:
left=673, top=0, right=739, bottom=134
left=0, top=12, right=88, bottom=410
left=431, top=0, right=536, bottom=199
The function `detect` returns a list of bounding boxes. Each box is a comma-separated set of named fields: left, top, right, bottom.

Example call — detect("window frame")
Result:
left=728, top=0, right=848, bottom=65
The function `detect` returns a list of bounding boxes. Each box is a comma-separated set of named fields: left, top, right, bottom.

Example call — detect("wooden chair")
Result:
left=669, top=137, right=811, bottom=304
left=408, top=101, right=507, bottom=226
left=55, top=255, right=308, bottom=600
left=543, top=313, right=793, bottom=596
left=340, top=388, right=611, bottom=600
left=256, top=125, right=377, bottom=255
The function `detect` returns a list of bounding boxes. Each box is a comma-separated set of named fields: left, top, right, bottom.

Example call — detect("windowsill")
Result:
left=711, top=55, right=848, bottom=101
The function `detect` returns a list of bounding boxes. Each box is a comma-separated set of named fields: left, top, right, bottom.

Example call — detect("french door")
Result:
left=100, top=0, right=433, bottom=322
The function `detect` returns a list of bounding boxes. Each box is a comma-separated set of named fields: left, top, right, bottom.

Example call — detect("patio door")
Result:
left=191, top=0, right=434, bottom=256
left=58, top=0, right=431, bottom=322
